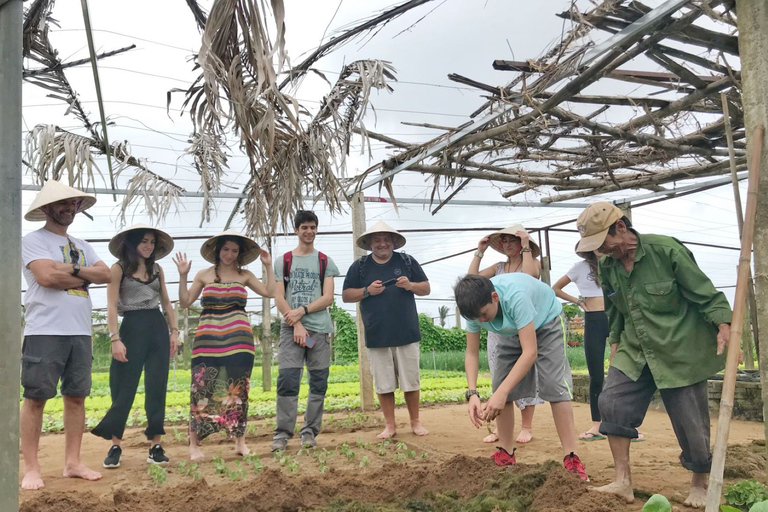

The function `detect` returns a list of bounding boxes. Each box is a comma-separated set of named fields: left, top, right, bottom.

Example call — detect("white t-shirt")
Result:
left=565, top=260, right=602, bottom=298
left=22, top=228, right=102, bottom=336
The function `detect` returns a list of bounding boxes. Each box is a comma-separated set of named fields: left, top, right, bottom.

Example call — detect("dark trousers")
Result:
left=599, top=365, right=712, bottom=473
left=91, top=309, right=170, bottom=441
left=583, top=311, right=608, bottom=422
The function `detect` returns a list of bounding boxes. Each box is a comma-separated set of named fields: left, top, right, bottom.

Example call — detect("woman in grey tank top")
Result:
left=91, top=225, right=178, bottom=469
left=467, top=225, right=544, bottom=444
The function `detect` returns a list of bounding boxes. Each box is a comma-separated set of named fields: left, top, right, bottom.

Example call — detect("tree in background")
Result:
left=437, top=305, right=450, bottom=327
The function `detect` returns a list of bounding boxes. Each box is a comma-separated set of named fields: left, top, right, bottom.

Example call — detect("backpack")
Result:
left=282, top=251, right=329, bottom=294
left=358, top=251, right=413, bottom=282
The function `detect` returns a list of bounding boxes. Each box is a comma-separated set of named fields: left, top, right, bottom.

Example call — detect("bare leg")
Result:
left=377, top=392, right=397, bottom=439
left=234, top=435, right=250, bottom=456
left=113, top=436, right=123, bottom=447
left=684, top=473, right=708, bottom=509
left=61, top=396, right=101, bottom=481
left=495, top=404, right=515, bottom=453
left=579, top=421, right=602, bottom=438
left=589, top=435, right=634, bottom=503
left=21, top=398, right=46, bottom=490
left=188, top=426, right=205, bottom=461
left=483, top=422, right=499, bottom=443
left=404, top=390, right=428, bottom=436
left=516, top=405, right=535, bottom=443
left=150, top=435, right=160, bottom=445
left=550, top=401, right=577, bottom=456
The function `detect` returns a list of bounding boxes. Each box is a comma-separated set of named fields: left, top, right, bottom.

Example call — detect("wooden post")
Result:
left=455, top=305, right=462, bottom=329
left=261, top=237, right=273, bottom=391
left=705, top=126, right=764, bottom=512
left=0, top=1, right=22, bottom=508
left=736, top=0, right=768, bottom=467
left=351, top=191, right=375, bottom=410
left=722, top=92, right=757, bottom=369
left=616, top=201, right=632, bottom=222
left=540, top=229, right=552, bottom=285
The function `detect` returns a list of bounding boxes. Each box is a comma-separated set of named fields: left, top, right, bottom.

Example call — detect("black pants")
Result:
left=583, top=311, right=609, bottom=422
left=599, top=365, right=712, bottom=473
left=91, top=309, right=170, bottom=441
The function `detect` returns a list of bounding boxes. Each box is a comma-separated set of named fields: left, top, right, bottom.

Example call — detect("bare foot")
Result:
left=411, top=420, right=429, bottom=436
left=21, top=470, right=44, bottom=490
left=63, top=463, right=102, bottom=481
left=189, top=444, right=205, bottom=462
left=483, top=431, right=499, bottom=443
left=516, top=427, right=533, bottom=444
left=684, top=474, right=707, bottom=509
left=235, top=437, right=250, bottom=457
left=589, top=481, right=634, bottom=503
left=377, top=426, right=397, bottom=439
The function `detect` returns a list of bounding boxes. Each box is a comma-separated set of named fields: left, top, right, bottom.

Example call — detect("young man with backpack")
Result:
left=272, top=210, right=340, bottom=451
left=342, top=221, right=431, bottom=439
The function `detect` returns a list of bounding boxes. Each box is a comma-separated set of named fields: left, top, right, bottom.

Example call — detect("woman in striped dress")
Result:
left=174, top=231, right=275, bottom=461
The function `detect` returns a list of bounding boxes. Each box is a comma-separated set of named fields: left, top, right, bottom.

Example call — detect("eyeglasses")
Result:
left=499, top=235, right=520, bottom=244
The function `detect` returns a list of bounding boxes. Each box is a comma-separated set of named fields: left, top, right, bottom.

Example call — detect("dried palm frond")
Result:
left=173, top=0, right=398, bottom=236
left=25, top=124, right=101, bottom=188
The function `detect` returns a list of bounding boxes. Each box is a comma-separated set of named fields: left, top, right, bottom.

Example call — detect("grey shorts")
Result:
left=492, top=315, right=573, bottom=403
left=277, top=323, right=331, bottom=370
left=367, top=342, right=420, bottom=394
left=21, top=335, right=93, bottom=400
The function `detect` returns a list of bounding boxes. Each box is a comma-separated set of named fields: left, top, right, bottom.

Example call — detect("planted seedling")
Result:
left=211, top=456, right=228, bottom=475
left=148, top=463, right=167, bottom=486
left=359, top=456, right=369, bottom=468
left=243, top=454, right=263, bottom=474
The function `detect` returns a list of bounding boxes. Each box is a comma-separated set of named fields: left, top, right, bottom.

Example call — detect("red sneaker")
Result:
left=491, top=447, right=516, bottom=466
left=563, top=452, right=589, bottom=481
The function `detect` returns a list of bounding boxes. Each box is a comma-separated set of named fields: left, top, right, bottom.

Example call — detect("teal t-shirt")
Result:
left=465, top=273, right=562, bottom=335
left=274, top=250, right=340, bottom=333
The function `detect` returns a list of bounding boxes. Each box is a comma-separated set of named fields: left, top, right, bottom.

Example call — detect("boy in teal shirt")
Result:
left=455, top=273, right=587, bottom=480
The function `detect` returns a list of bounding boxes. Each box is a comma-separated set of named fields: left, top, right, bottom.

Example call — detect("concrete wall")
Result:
left=571, top=374, right=764, bottom=422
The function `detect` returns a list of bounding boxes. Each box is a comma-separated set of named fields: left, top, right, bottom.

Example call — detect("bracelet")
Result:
left=474, top=251, right=484, bottom=259
left=170, top=328, right=180, bottom=334
left=111, top=337, right=121, bottom=343
left=520, top=247, right=532, bottom=253
left=302, top=305, right=309, bottom=315
left=109, top=331, right=119, bottom=338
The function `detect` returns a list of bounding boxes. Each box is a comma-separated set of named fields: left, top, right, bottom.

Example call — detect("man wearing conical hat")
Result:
left=342, top=221, right=431, bottom=439
left=20, top=180, right=112, bottom=490
left=576, top=202, right=733, bottom=507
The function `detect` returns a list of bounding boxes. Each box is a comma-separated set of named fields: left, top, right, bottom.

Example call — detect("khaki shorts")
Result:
left=367, top=342, right=420, bottom=394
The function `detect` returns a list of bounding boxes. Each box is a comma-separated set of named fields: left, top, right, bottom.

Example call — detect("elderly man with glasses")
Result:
left=20, top=181, right=111, bottom=490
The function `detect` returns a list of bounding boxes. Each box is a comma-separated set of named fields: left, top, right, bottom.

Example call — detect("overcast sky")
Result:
left=20, top=0, right=746, bottom=322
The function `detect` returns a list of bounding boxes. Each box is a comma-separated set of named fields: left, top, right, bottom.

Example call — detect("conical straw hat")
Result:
left=487, top=224, right=541, bottom=258
left=109, top=224, right=175, bottom=260
left=200, top=230, right=261, bottom=264
left=356, top=220, right=406, bottom=250
left=25, top=180, right=97, bottom=222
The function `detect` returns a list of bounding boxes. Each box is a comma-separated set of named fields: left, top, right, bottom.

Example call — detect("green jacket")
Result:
left=600, top=231, right=732, bottom=389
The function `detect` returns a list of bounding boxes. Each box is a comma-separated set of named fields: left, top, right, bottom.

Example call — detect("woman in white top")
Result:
left=553, top=247, right=643, bottom=442
left=469, top=224, right=543, bottom=444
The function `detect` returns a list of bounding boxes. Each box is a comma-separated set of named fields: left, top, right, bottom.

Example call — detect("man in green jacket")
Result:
left=576, top=202, right=733, bottom=509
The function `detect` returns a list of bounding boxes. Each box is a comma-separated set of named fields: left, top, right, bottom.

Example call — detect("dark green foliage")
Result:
left=329, top=303, right=488, bottom=364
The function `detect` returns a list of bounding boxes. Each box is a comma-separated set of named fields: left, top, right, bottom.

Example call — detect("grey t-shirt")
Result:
left=274, top=250, right=339, bottom=333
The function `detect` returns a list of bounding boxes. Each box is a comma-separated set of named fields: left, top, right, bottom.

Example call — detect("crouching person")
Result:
left=454, top=273, right=587, bottom=480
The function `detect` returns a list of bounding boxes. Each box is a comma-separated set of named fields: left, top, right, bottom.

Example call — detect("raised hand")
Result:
left=478, top=235, right=490, bottom=252
left=258, top=248, right=272, bottom=266
left=173, top=252, right=192, bottom=276
left=515, top=229, right=531, bottom=249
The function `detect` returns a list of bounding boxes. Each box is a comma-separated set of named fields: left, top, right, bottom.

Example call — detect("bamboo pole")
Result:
left=0, top=0, right=22, bottom=509
left=261, top=237, right=273, bottom=391
left=722, top=93, right=758, bottom=370
left=705, top=125, right=764, bottom=512
left=351, top=191, right=375, bottom=411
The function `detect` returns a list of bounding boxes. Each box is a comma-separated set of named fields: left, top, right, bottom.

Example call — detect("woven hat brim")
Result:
left=108, top=226, right=175, bottom=260
left=200, top=233, right=260, bottom=264
left=25, top=196, right=97, bottom=222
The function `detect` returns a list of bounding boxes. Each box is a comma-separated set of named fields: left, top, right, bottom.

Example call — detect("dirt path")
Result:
left=19, top=401, right=767, bottom=511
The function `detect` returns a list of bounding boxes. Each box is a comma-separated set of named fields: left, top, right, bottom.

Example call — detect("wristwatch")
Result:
left=465, top=389, right=480, bottom=401
left=362, top=286, right=370, bottom=299
left=72, top=262, right=81, bottom=276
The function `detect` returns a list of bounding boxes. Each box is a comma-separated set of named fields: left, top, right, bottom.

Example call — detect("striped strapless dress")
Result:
left=189, top=282, right=255, bottom=440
